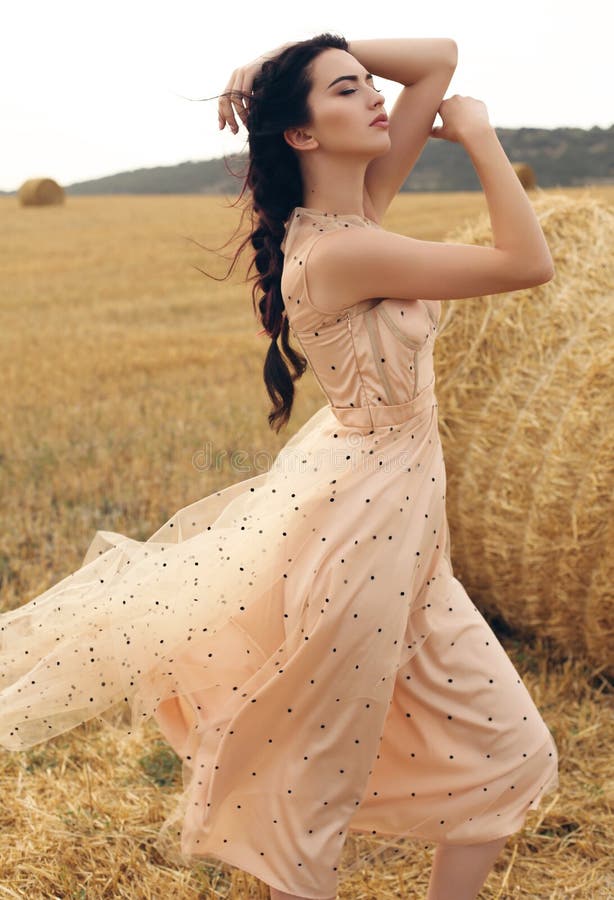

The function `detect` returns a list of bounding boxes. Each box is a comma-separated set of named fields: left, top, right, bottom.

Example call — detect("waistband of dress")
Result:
left=330, top=379, right=437, bottom=429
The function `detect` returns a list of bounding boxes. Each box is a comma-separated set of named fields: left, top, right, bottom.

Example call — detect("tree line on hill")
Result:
left=2, top=125, right=612, bottom=196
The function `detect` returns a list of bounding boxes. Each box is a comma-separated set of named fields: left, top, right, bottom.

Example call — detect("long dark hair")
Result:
left=198, top=32, right=349, bottom=433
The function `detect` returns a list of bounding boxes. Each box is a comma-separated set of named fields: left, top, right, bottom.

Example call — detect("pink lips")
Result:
left=370, top=114, right=389, bottom=127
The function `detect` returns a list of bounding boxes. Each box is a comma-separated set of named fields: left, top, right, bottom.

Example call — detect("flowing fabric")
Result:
left=0, top=206, right=559, bottom=899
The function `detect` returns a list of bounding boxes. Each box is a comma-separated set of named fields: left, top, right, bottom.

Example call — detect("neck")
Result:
left=300, top=154, right=369, bottom=218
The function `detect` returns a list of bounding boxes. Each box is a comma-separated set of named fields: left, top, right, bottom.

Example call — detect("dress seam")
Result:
left=376, top=303, right=426, bottom=351
left=363, top=306, right=400, bottom=406
left=346, top=312, right=375, bottom=430
left=412, top=348, right=420, bottom=400
left=289, top=326, right=335, bottom=409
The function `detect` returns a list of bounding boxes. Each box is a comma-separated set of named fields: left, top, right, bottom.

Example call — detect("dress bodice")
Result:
left=280, top=207, right=441, bottom=430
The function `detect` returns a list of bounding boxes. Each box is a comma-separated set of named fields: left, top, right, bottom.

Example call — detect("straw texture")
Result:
left=432, top=191, right=613, bottom=677
left=512, top=163, right=536, bottom=190
left=18, top=177, right=65, bottom=206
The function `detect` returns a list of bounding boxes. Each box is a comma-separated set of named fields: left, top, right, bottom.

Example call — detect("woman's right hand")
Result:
left=430, top=94, right=492, bottom=143
left=218, top=56, right=267, bottom=134
left=218, top=41, right=292, bottom=134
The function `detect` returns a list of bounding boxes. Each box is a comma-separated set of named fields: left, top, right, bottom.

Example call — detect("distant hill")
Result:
left=2, top=125, right=613, bottom=196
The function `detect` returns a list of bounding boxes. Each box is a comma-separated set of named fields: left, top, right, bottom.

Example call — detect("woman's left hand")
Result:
left=218, top=42, right=291, bottom=134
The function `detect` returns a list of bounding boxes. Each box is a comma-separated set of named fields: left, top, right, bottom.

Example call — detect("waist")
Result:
left=331, top=379, right=437, bottom=429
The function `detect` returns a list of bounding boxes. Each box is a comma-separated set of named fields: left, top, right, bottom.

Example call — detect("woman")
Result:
left=0, top=33, right=558, bottom=900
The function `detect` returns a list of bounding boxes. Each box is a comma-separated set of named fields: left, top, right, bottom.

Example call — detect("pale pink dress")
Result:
left=0, top=206, right=559, bottom=899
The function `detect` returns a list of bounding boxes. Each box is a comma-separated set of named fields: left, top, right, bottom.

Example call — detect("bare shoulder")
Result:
left=305, top=223, right=389, bottom=313
left=305, top=230, right=372, bottom=313
left=304, top=185, right=387, bottom=312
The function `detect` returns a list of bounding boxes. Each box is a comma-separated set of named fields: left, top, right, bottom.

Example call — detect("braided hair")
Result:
left=203, top=32, right=349, bottom=432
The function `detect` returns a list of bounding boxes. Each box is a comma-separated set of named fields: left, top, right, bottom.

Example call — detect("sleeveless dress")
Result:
left=0, top=206, right=559, bottom=900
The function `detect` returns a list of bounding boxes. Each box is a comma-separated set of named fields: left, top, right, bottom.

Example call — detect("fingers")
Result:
left=219, top=87, right=239, bottom=133
left=230, top=82, right=247, bottom=131
left=218, top=69, right=252, bottom=133
left=218, top=70, right=240, bottom=133
left=238, top=74, right=252, bottom=127
left=218, top=89, right=245, bottom=133
left=219, top=62, right=258, bottom=133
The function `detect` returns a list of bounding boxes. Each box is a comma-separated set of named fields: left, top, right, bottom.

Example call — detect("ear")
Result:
left=283, top=126, right=319, bottom=152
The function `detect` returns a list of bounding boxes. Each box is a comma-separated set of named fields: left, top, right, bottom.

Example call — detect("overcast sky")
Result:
left=1, top=0, right=611, bottom=193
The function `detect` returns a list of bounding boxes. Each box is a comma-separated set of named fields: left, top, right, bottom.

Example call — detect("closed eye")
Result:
left=340, top=87, right=383, bottom=95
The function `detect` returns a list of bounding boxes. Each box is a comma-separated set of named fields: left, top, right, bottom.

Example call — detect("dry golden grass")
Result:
left=432, top=191, right=614, bottom=677
left=0, top=187, right=612, bottom=898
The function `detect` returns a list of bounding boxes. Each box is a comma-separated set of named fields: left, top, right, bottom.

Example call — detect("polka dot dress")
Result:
left=0, top=206, right=559, bottom=900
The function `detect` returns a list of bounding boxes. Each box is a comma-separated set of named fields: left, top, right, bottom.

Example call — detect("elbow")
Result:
left=444, top=39, right=458, bottom=67
left=531, top=263, right=556, bottom=285
left=525, top=255, right=555, bottom=286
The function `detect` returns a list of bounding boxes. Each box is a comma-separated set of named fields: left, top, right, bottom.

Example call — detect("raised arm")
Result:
left=305, top=111, right=555, bottom=312
left=347, top=37, right=458, bottom=220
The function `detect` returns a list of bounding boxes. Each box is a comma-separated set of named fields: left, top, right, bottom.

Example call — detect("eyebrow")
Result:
left=326, top=72, right=374, bottom=89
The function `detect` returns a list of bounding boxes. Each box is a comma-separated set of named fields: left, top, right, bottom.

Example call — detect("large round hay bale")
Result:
left=434, top=191, right=613, bottom=676
left=18, top=177, right=64, bottom=206
left=512, top=162, right=536, bottom=189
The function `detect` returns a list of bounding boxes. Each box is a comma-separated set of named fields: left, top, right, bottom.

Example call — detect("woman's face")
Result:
left=297, top=48, right=390, bottom=157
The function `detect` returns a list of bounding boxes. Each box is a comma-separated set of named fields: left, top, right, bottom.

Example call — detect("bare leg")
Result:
left=268, top=834, right=508, bottom=900
left=269, top=889, right=335, bottom=900
left=425, top=834, right=510, bottom=900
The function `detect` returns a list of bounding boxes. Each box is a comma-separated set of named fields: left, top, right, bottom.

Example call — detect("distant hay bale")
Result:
left=434, top=191, right=613, bottom=676
left=18, top=177, right=64, bottom=207
left=513, top=162, right=536, bottom=189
